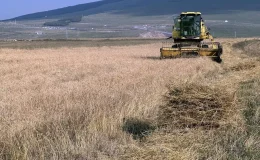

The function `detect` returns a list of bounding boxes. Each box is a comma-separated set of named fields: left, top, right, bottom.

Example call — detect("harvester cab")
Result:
left=160, top=12, right=222, bottom=62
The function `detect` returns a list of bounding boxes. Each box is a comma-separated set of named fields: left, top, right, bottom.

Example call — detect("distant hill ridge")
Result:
left=8, top=0, right=260, bottom=21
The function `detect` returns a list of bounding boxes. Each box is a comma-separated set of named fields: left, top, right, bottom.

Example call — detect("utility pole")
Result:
left=234, top=20, right=237, bottom=38
left=77, top=29, right=80, bottom=38
left=66, top=29, right=68, bottom=39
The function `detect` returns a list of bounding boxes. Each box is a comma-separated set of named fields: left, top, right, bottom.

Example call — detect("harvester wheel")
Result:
left=160, top=56, right=164, bottom=60
left=160, top=52, right=165, bottom=59
left=213, top=47, right=223, bottom=63
left=214, top=56, right=222, bottom=63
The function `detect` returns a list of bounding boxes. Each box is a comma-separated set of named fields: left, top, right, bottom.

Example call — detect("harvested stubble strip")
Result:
left=226, top=62, right=256, bottom=72
left=158, top=84, right=233, bottom=130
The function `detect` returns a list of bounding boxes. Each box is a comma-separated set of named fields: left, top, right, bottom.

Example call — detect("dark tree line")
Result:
left=43, top=16, right=82, bottom=26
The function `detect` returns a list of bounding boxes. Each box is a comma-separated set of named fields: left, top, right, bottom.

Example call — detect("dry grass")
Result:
left=0, top=39, right=259, bottom=159
left=0, top=39, right=161, bottom=50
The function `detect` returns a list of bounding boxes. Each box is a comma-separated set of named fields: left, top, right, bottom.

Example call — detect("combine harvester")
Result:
left=160, top=12, right=223, bottom=62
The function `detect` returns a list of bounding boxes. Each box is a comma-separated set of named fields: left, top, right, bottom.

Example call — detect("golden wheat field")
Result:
left=0, top=39, right=259, bottom=160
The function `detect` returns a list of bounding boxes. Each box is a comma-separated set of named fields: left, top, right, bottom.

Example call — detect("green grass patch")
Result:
left=200, top=79, right=260, bottom=159
left=233, top=40, right=260, bottom=57
left=240, top=79, right=260, bottom=135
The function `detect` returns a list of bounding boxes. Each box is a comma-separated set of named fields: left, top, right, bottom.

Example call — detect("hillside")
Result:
left=1, top=0, right=260, bottom=39
left=9, top=0, right=260, bottom=20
